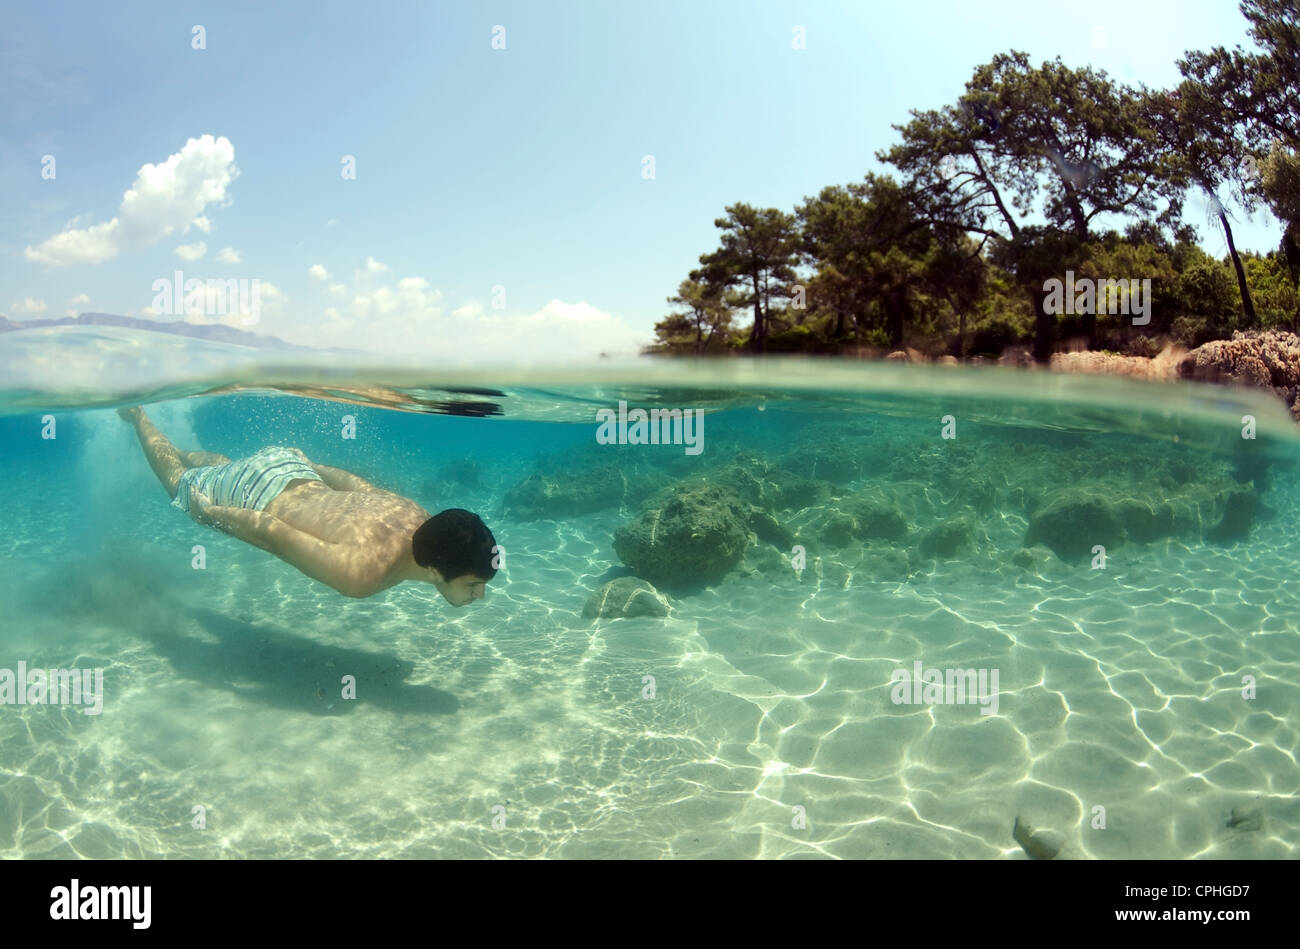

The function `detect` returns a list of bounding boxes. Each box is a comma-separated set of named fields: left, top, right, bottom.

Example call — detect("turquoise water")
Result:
left=2, top=331, right=1299, bottom=858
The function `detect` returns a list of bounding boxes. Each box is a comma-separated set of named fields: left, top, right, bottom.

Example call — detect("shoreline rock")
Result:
left=1178, top=330, right=1300, bottom=421
left=880, top=331, right=1300, bottom=423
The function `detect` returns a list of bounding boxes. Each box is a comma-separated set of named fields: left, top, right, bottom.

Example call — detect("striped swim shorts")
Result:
left=172, top=446, right=323, bottom=515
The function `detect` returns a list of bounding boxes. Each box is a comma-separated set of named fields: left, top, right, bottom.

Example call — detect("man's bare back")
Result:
left=119, top=407, right=497, bottom=605
left=260, top=474, right=432, bottom=597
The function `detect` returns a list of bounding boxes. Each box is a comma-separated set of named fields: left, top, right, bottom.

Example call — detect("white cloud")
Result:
left=327, top=283, right=347, bottom=298
left=25, top=135, right=239, bottom=266
left=10, top=297, right=48, bottom=314
left=173, top=241, right=207, bottom=261
left=69, top=293, right=91, bottom=305
left=309, top=264, right=329, bottom=281
left=216, top=246, right=241, bottom=263
left=181, top=280, right=285, bottom=330
left=364, top=256, right=387, bottom=273
left=285, top=270, right=644, bottom=362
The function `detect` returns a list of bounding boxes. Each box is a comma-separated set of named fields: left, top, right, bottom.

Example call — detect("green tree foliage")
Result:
left=882, top=51, right=1183, bottom=358
left=1179, top=0, right=1300, bottom=274
left=1244, top=249, right=1300, bottom=329
left=693, top=204, right=801, bottom=353
left=1259, top=146, right=1300, bottom=279
left=646, top=277, right=734, bottom=355
left=1141, top=84, right=1258, bottom=324
left=648, top=3, right=1297, bottom=360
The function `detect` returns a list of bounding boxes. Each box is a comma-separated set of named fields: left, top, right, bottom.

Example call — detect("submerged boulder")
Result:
left=1011, top=544, right=1054, bottom=572
left=1209, top=483, right=1259, bottom=541
left=612, top=483, right=749, bottom=588
left=1024, top=482, right=1262, bottom=562
left=699, top=454, right=833, bottom=511
left=918, top=514, right=978, bottom=559
left=860, top=544, right=913, bottom=582
left=504, top=461, right=628, bottom=520
left=1024, top=492, right=1125, bottom=562
left=819, top=491, right=909, bottom=548
left=582, top=577, right=671, bottom=619
left=797, top=447, right=862, bottom=485
left=765, top=469, right=833, bottom=511
left=439, top=459, right=480, bottom=488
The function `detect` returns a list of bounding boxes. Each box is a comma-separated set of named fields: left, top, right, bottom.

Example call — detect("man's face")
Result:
left=437, top=573, right=488, bottom=607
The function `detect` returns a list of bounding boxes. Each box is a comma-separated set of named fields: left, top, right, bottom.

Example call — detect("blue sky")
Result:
left=0, top=0, right=1279, bottom=362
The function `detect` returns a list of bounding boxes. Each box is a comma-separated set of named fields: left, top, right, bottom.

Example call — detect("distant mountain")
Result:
left=0, top=311, right=365, bottom=355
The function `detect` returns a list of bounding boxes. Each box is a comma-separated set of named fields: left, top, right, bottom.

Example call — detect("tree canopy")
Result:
left=649, top=1, right=1298, bottom=360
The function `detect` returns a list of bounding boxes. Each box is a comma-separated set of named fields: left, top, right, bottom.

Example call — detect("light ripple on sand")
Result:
left=2, top=467, right=1299, bottom=859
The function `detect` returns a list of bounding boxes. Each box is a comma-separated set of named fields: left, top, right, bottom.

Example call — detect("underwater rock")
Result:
left=695, top=453, right=833, bottom=512
left=1012, top=816, right=1062, bottom=860
left=706, top=455, right=769, bottom=506
left=820, top=492, right=909, bottom=547
left=918, top=514, right=977, bottom=559
left=503, top=462, right=628, bottom=520
left=749, top=507, right=795, bottom=548
left=612, top=483, right=750, bottom=588
left=1023, top=492, right=1126, bottom=561
left=1024, top=481, right=1262, bottom=562
left=1209, top=484, right=1259, bottom=541
left=861, top=545, right=912, bottom=582
left=1111, top=497, right=1188, bottom=544
left=954, top=473, right=997, bottom=515
left=887, top=441, right=982, bottom=499
left=439, top=459, right=480, bottom=488
left=765, top=469, right=834, bottom=511
left=1025, top=491, right=1158, bottom=561
left=798, top=447, right=862, bottom=485
left=740, top=542, right=796, bottom=580
left=582, top=577, right=671, bottom=619
left=1011, top=545, right=1053, bottom=571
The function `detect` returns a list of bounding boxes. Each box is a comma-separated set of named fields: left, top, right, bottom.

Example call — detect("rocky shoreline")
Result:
left=890, top=330, right=1300, bottom=423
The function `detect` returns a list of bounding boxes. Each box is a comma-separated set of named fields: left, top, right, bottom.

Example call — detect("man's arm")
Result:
left=203, top=503, right=379, bottom=597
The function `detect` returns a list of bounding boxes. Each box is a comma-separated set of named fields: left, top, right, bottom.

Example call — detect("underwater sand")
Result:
left=1, top=382, right=1298, bottom=860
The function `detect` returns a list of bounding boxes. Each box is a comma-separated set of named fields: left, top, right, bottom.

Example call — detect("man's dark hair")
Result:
left=412, top=509, right=498, bottom=581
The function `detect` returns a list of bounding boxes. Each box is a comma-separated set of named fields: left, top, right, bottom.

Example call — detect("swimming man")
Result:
left=118, top=406, right=496, bottom=604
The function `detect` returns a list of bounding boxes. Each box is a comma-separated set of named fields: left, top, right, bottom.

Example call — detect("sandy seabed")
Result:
left=2, top=469, right=1296, bottom=860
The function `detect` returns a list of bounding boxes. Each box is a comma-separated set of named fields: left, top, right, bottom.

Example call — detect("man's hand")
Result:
left=188, top=486, right=221, bottom=528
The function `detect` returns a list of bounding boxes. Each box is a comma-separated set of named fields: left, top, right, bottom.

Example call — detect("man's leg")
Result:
left=118, top=406, right=188, bottom=498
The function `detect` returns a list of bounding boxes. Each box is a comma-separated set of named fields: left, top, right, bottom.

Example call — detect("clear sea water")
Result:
left=2, top=325, right=1299, bottom=859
